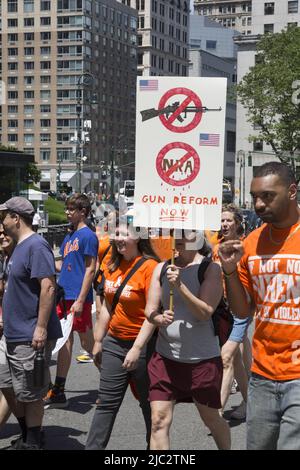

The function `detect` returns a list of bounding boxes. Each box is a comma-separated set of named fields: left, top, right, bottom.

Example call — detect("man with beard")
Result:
left=218, top=162, right=300, bottom=450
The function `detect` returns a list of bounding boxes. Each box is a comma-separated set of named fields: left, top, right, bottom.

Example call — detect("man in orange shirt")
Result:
left=218, top=162, right=300, bottom=450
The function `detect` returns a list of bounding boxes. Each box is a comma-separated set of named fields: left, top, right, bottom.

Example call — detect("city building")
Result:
left=190, top=14, right=238, bottom=59
left=189, top=47, right=237, bottom=188
left=118, top=0, right=190, bottom=77
left=0, top=0, right=138, bottom=192
left=193, top=0, right=253, bottom=34
left=234, top=0, right=300, bottom=207
left=189, top=13, right=237, bottom=191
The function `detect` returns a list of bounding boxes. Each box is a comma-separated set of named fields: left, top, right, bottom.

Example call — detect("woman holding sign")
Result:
left=85, top=218, right=159, bottom=450
left=145, top=230, right=231, bottom=450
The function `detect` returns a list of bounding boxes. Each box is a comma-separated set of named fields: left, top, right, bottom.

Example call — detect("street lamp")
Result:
left=237, top=150, right=245, bottom=207
left=75, top=72, right=97, bottom=193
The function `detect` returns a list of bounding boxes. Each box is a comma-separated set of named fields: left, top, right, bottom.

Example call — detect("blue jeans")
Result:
left=247, top=373, right=300, bottom=450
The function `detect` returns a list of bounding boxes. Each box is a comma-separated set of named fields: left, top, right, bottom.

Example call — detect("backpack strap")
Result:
left=110, top=257, right=147, bottom=313
left=197, top=257, right=211, bottom=284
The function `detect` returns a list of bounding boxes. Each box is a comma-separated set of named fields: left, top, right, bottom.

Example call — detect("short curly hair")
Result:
left=221, top=204, right=244, bottom=236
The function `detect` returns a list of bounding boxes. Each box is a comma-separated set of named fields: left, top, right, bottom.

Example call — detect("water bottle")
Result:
left=33, top=349, right=45, bottom=387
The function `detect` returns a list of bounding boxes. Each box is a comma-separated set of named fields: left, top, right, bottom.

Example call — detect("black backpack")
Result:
left=159, top=258, right=233, bottom=347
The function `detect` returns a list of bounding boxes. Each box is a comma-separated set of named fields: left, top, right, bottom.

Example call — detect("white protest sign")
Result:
left=134, top=77, right=227, bottom=230
left=52, top=313, right=74, bottom=356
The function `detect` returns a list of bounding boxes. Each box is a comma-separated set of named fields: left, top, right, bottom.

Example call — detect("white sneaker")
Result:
left=231, top=401, right=247, bottom=420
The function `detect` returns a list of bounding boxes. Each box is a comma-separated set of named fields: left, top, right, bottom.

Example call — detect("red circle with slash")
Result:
left=156, top=142, right=200, bottom=186
left=158, top=87, right=203, bottom=133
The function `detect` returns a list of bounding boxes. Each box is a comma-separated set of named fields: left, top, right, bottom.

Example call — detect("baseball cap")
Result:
left=0, top=197, right=35, bottom=216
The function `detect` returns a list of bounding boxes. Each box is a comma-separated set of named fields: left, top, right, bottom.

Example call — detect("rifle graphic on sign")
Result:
left=141, top=102, right=222, bottom=122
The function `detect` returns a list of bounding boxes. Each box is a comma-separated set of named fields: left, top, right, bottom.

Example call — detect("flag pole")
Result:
left=169, top=228, right=175, bottom=311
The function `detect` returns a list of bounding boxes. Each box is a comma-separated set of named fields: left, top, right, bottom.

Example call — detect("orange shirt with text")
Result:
left=239, top=222, right=300, bottom=380
left=104, top=257, right=158, bottom=340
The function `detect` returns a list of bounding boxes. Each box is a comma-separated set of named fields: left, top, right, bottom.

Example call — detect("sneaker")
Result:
left=230, top=379, right=238, bottom=394
left=43, top=388, right=69, bottom=409
left=76, top=353, right=93, bottom=363
left=6, top=431, right=46, bottom=450
left=231, top=401, right=247, bottom=420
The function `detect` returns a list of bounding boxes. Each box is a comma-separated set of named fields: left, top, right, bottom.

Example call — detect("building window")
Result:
left=8, top=48, right=18, bottom=56
left=8, top=119, right=18, bottom=128
left=40, top=61, right=51, bottom=70
left=264, top=2, right=275, bottom=15
left=8, top=91, right=18, bottom=99
left=253, top=141, right=263, bottom=151
left=41, top=76, right=51, bottom=84
left=41, top=46, right=51, bottom=55
left=288, top=1, right=298, bottom=13
left=40, top=104, right=51, bottom=113
left=8, top=33, right=18, bottom=42
left=40, top=149, right=50, bottom=161
left=40, top=0, right=51, bottom=10
left=41, top=17, right=51, bottom=26
left=24, top=32, right=34, bottom=41
left=40, top=90, right=51, bottom=99
left=24, top=119, right=34, bottom=128
left=40, top=133, right=51, bottom=142
left=226, top=131, right=236, bottom=152
left=41, top=31, right=51, bottom=40
left=40, top=119, right=51, bottom=127
left=8, top=134, right=18, bottom=142
left=24, top=18, right=34, bottom=27
left=24, top=104, right=34, bottom=113
left=24, top=90, right=34, bottom=98
left=24, top=76, right=34, bottom=85
left=24, top=62, right=35, bottom=70
left=264, top=23, right=274, bottom=33
left=8, top=105, right=18, bottom=113
left=8, top=18, right=18, bottom=27
left=8, top=76, right=18, bottom=85
left=24, top=134, right=34, bottom=143
left=206, top=40, right=217, bottom=49
left=24, top=47, right=34, bottom=56
left=24, top=0, right=34, bottom=12
left=8, top=0, right=18, bottom=12
left=8, top=62, right=18, bottom=70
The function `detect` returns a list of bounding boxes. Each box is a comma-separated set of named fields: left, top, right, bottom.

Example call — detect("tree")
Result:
left=237, top=25, right=300, bottom=173
left=25, top=163, right=41, bottom=184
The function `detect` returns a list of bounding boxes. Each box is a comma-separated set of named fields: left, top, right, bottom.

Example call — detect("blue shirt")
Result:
left=2, top=234, right=62, bottom=343
left=58, top=226, right=98, bottom=303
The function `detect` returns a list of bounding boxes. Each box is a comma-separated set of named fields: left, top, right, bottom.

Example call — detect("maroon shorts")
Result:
left=57, top=300, right=93, bottom=333
left=148, top=351, right=223, bottom=409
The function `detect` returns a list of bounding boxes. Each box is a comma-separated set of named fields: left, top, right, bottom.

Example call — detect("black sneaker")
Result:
left=18, top=442, right=42, bottom=450
left=6, top=430, right=46, bottom=450
left=43, top=388, right=69, bottom=409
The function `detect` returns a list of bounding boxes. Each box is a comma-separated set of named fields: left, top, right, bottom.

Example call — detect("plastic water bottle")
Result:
left=33, top=350, right=45, bottom=387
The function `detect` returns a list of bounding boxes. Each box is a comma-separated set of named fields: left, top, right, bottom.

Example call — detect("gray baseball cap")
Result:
left=0, top=197, right=35, bottom=216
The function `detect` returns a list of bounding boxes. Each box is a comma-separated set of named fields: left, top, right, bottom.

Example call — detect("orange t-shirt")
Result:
left=96, top=236, right=111, bottom=284
left=239, top=222, right=300, bottom=380
left=104, top=256, right=158, bottom=340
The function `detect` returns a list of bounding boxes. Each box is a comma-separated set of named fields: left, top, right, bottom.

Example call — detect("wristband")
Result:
left=222, top=268, right=237, bottom=278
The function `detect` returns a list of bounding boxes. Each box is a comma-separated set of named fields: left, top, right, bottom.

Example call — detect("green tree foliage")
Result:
left=25, top=163, right=41, bottom=184
left=237, top=26, right=300, bottom=170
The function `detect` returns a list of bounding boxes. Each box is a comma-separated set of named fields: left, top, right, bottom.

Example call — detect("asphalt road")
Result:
left=0, top=330, right=248, bottom=451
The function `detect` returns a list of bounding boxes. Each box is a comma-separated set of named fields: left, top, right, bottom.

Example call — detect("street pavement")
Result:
left=0, top=315, right=249, bottom=451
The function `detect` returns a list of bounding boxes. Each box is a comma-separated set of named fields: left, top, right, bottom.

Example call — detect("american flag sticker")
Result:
left=199, top=133, right=220, bottom=147
left=139, top=79, right=158, bottom=91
